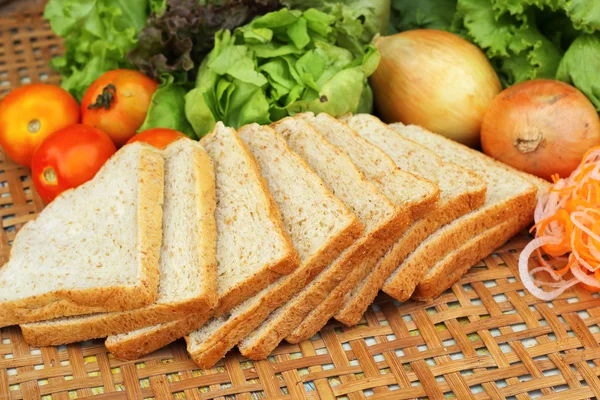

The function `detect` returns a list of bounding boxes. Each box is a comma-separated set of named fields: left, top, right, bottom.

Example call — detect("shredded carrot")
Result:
left=519, top=146, right=600, bottom=300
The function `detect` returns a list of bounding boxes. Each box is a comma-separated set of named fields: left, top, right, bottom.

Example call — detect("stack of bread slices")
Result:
left=0, top=113, right=548, bottom=369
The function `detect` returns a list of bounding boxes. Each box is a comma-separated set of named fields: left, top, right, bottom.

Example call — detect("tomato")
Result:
left=0, top=84, right=80, bottom=166
left=31, top=124, right=116, bottom=203
left=126, top=128, right=187, bottom=149
left=81, top=70, right=158, bottom=147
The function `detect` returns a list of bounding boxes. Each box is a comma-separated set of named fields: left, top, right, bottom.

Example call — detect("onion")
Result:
left=370, top=29, right=501, bottom=148
left=481, top=79, right=600, bottom=181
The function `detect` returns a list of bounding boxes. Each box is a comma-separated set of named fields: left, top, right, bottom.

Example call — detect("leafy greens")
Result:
left=184, top=8, right=380, bottom=137
left=390, top=0, right=600, bottom=111
left=128, top=0, right=282, bottom=82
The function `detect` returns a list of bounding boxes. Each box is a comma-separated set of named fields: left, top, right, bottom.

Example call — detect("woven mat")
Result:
left=2, top=8, right=600, bottom=400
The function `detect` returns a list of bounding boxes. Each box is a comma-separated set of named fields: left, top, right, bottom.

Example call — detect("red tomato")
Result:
left=81, top=70, right=158, bottom=147
left=31, top=124, right=117, bottom=203
left=0, top=84, right=80, bottom=166
left=126, top=128, right=187, bottom=149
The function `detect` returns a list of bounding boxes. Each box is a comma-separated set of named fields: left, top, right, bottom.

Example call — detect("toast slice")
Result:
left=413, top=212, right=530, bottom=300
left=184, top=124, right=361, bottom=369
left=237, top=117, right=410, bottom=359
left=332, top=114, right=487, bottom=326
left=0, top=142, right=164, bottom=327
left=21, top=139, right=218, bottom=346
left=386, top=123, right=544, bottom=300
left=275, top=113, right=439, bottom=344
left=103, top=123, right=314, bottom=360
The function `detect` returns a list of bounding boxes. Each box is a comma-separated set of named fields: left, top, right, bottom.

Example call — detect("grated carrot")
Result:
left=519, top=146, right=600, bottom=300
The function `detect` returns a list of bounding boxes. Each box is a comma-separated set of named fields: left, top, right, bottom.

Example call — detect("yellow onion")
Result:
left=371, top=29, right=502, bottom=147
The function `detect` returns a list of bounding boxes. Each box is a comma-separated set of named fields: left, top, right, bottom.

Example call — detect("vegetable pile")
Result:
left=520, top=147, right=600, bottom=300
left=45, top=0, right=385, bottom=138
left=390, top=0, right=600, bottom=112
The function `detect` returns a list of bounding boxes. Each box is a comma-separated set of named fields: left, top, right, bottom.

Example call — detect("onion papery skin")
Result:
left=481, top=79, right=600, bottom=181
left=371, top=29, right=502, bottom=148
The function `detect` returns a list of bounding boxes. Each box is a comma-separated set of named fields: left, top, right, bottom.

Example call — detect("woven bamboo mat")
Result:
left=2, top=7, right=600, bottom=400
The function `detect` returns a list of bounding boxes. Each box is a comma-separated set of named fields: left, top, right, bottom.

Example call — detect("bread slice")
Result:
left=237, top=117, right=410, bottom=359
left=21, top=139, right=218, bottom=346
left=183, top=124, right=361, bottom=369
left=332, top=114, right=487, bottom=326
left=0, top=143, right=164, bottom=327
left=277, top=113, right=440, bottom=344
left=383, top=123, right=542, bottom=301
left=413, top=212, right=529, bottom=300
left=104, top=123, right=298, bottom=360
left=201, top=122, right=298, bottom=314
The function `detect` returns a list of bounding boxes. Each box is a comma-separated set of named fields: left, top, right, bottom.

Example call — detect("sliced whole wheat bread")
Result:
left=332, top=114, right=487, bottom=326
left=21, top=139, right=218, bottom=346
left=0, top=143, right=164, bottom=327
left=277, top=113, right=440, bottom=344
left=413, top=212, right=530, bottom=300
left=386, top=123, right=546, bottom=301
left=184, top=124, right=361, bottom=369
left=238, top=117, right=410, bottom=359
left=104, top=123, right=299, bottom=360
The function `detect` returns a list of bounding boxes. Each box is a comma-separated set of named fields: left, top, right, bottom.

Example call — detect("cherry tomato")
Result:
left=81, top=70, right=158, bottom=147
left=31, top=124, right=116, bottom=203
left=126, top=128, right=187, bottom=149
left=0, top=84, right=80, bottom=166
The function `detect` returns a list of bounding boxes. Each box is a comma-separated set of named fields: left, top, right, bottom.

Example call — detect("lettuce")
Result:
left=390, top=0, right=600, bottom=111
left=128, top=0, right=281, bottom=83
left=556, top=34, right=600, bottom=110
left=185, top=8, right=380, bottom=137
left=44, top=0, right=153, bottom=100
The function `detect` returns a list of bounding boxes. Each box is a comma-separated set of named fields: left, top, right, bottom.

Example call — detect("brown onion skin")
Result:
left=371, top=29, right=501, bottom=147
left=481, top=79, right=600, bottom=181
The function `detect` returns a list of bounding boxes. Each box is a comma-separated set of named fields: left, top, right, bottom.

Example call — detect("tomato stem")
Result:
left=28, top=119, right=40, bottom=134
left=88, top=84, right=117, bottom=110
left=42, top=167, right=58, bottom=185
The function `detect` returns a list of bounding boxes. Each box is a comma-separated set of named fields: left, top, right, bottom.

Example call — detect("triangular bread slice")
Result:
left=331, top=114, right=487, bottom=327
left=387, top=123, right=545, bottom=300
left=0, top=142, right=164, bottom=327
left=413, top=212, right=530, bottom=300
left=21, top=139, right=218, bottom=346
left=104, top=123, right=300, bottom=360
left=263, top=113, right=439, bottom=345
left=184, top=124, right=361, bottom=369
left=238, top=117, right=410, bottom=359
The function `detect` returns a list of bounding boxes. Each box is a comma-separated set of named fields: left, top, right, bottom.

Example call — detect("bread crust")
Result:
left=334, top=170, right=487, bottom=327
left=412, top=211, right=532, bottom=300
left=0, top=145, right=164, bottom=327
left=284, top=206, right=411, bottom=344
left=105, top=316, right=209, bottom=360
left=239, top=201, right=410, bottom=358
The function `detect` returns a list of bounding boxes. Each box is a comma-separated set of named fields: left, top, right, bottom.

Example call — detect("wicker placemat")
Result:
left=1, top=7, right=600, bottom=400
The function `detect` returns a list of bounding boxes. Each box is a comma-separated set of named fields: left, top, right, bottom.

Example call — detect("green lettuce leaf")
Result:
left=556, top=34, right=600, bottom=111
left=282, top=0, right=390, bottom=55
left=44, top=0, right=150, bottom=100
left=565, top=0, right=600, bottom=33
left=185, top=8, right=380, bottom=137
left=139, top=74, right=196, bottom=137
